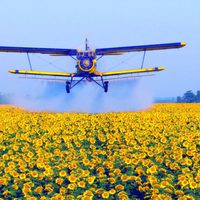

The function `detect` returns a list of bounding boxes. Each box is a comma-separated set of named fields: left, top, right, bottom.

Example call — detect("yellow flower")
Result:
left=68, top=174, right=77, bottom=183
left=160, top=181, right=168, bottom=188
left=67, top=183, right=76, bottom=190
left=118, top=191, right=129, bottom=200
left=109, top=189, right=116, bottom=195
left=22, top=185, right=31, bottom=195
left=102, top=191, right=109, bottom=199
left=108, top=177, right=116, bottom=184
left=95, top=188, right=104, bottom=195
left=59, top=187, right=67, bottom=195
left=59, top=170, right=67, bottom=177
left=180, top=180, right=188, bottom=188
left=121, top=174, right=130, bottom=182
left=115, top=184, right=124, bottom=191
left=87, top=176, right=96, bottom=184
left=178, top=196, right=195, bottom=200
left=97, top=167, right=105, bottom=173
left=175, top=190, right=184, bottom=196
left=44, top=183, right=52, bottom=190
left=55, top=178, right=64, bottom=185
left=40, top=197, right=48, bottom=200
left=34, top=186, right=43, bottom=194
left=27, top=151, right=34, bottom=158
left=51, top=194, right=65, bottom=200
left=31, top=170, right=38, bottom=178
left=89, top=137, right=96, bottom=144
left=27, top=197, right=37, bottom=200
left=114, top=168, right=121, bottom=175
left=147, top=165, right=158, bottom=174
left=2, top=154, right=9, bottom=160
left=81, top=196, right=93, bottom=200
left=83, top=158, right=90, bottom=166
left=12, top=184, right=19, bottom=190
left=0, top=178, right=7, bottom=185
left=83, top=190, right=93, bottom=197
left=3, top=190, right=9, bottom=196
left=19, top=174, right=26, bottom=180
left=77, top=181, right=86, bottom=188
left=148, top=175, right=157, bottom=185
left=189, top=181, right=197, bottom=189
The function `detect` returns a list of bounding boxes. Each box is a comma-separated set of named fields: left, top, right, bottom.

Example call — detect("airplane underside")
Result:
left=65, top=75, right=109, bottom=93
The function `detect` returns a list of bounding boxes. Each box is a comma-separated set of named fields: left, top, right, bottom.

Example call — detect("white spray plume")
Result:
left=9, top=78, right=153, bottom=113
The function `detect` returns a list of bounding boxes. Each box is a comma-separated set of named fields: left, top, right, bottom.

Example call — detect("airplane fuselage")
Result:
left=76, top=50, right=97, bottom=75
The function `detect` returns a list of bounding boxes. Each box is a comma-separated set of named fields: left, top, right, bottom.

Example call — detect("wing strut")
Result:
left=141, top=50, right=146, bottom=69
left=70, top=55, right=77, bottom=61
left=97, top=55, right=104, bottom=61
left=27, top=53, right=33, bottom=70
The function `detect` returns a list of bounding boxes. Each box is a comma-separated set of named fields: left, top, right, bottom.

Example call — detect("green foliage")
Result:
left=177, top=90, right=200, bottom=103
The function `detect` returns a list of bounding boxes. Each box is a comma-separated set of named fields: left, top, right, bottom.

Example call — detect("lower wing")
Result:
left=9, top=69, right=74, bottom=77
left=9, top=67, right=164, bottom=80
left=98, top=67, right=165, bottom=76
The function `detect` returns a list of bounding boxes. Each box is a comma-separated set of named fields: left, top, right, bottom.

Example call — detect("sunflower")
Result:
left=83, top=190, right=94, bottom=197
left=189, top=181, right=197, bottom=189
left=19, top=174, right=26, bottom=180
left=87, top=176, right=96, bottom=185
left=102, top=191, right=109, bottom=199
left=34, top=186, right=43, bottom=194
left=59, top=170, right=67, bottom=177
left=55, top=178, right=64, bottom=185
left=67, top=183, right=76, bottom=190
left=77, top=181, right=86, bottom=188
left=31, top=170, right=38, bottom=178
left=147, top=165, right=158, bottom=174
left=115, top=184, right=124, bottom=191
left=160, top=181, right=169, bottom=188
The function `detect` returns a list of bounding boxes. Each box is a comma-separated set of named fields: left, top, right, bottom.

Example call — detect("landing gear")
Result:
left=103, top=81, right=109, bottom=93
left=64, top=76, right=109, bottom=93
left=66, top=81, right=71, bottom=93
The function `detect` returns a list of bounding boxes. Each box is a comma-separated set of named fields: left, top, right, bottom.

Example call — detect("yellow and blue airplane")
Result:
left=0, top=39, right=186, bottom=93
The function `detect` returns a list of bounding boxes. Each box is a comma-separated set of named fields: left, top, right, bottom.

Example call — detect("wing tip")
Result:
left=158, top=66, right=165, bottom=71
left=9, top=69, right=18, bottom=74
left=181, top=42, right=187, bottom=47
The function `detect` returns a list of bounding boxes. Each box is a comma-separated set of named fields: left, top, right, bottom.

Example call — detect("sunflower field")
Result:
left=0, top=104, right=200, bottom=200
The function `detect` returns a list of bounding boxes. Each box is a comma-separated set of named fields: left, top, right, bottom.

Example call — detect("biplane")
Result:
left=0, top=39, right=186, bottom=93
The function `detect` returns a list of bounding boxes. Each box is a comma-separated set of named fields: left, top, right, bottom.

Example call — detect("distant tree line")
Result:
left=177, top=90, right=200, bottom=103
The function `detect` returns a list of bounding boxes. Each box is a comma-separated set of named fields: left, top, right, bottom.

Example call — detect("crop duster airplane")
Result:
left=0, top=40, right=186, bottom=93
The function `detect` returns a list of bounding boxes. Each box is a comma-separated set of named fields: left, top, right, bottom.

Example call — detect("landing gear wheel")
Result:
left=103, top=81, right=109, bottom=93
left=66, top=82, right=71, bottom=93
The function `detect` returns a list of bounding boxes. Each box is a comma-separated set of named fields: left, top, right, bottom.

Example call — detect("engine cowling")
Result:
left=78, top=57, right=96, bottom=73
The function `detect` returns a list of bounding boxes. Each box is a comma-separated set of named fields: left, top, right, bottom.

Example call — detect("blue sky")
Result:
left=0, top=0, right=199, bottom=98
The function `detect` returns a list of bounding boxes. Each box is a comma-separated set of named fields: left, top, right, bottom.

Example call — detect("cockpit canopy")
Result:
left=76, top=51, right=96, bottom=59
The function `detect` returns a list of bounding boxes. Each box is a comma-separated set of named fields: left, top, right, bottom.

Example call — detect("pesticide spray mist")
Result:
left=9, top=78, right=153, bottom=113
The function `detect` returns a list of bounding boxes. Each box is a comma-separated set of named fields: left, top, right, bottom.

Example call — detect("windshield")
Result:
left=77, top=51, right=96, bottom=58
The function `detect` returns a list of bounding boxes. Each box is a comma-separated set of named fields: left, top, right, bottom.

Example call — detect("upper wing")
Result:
left=0, top=46, right=77, bottom=56
left=96, top=42, right=186, bottom=55
left=9, top=69, right=75, bottom=77
left=98, top=67, right=165, bottom=76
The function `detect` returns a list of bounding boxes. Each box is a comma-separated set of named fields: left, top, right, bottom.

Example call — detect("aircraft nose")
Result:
left=83, top=59, right=90, bottom=67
